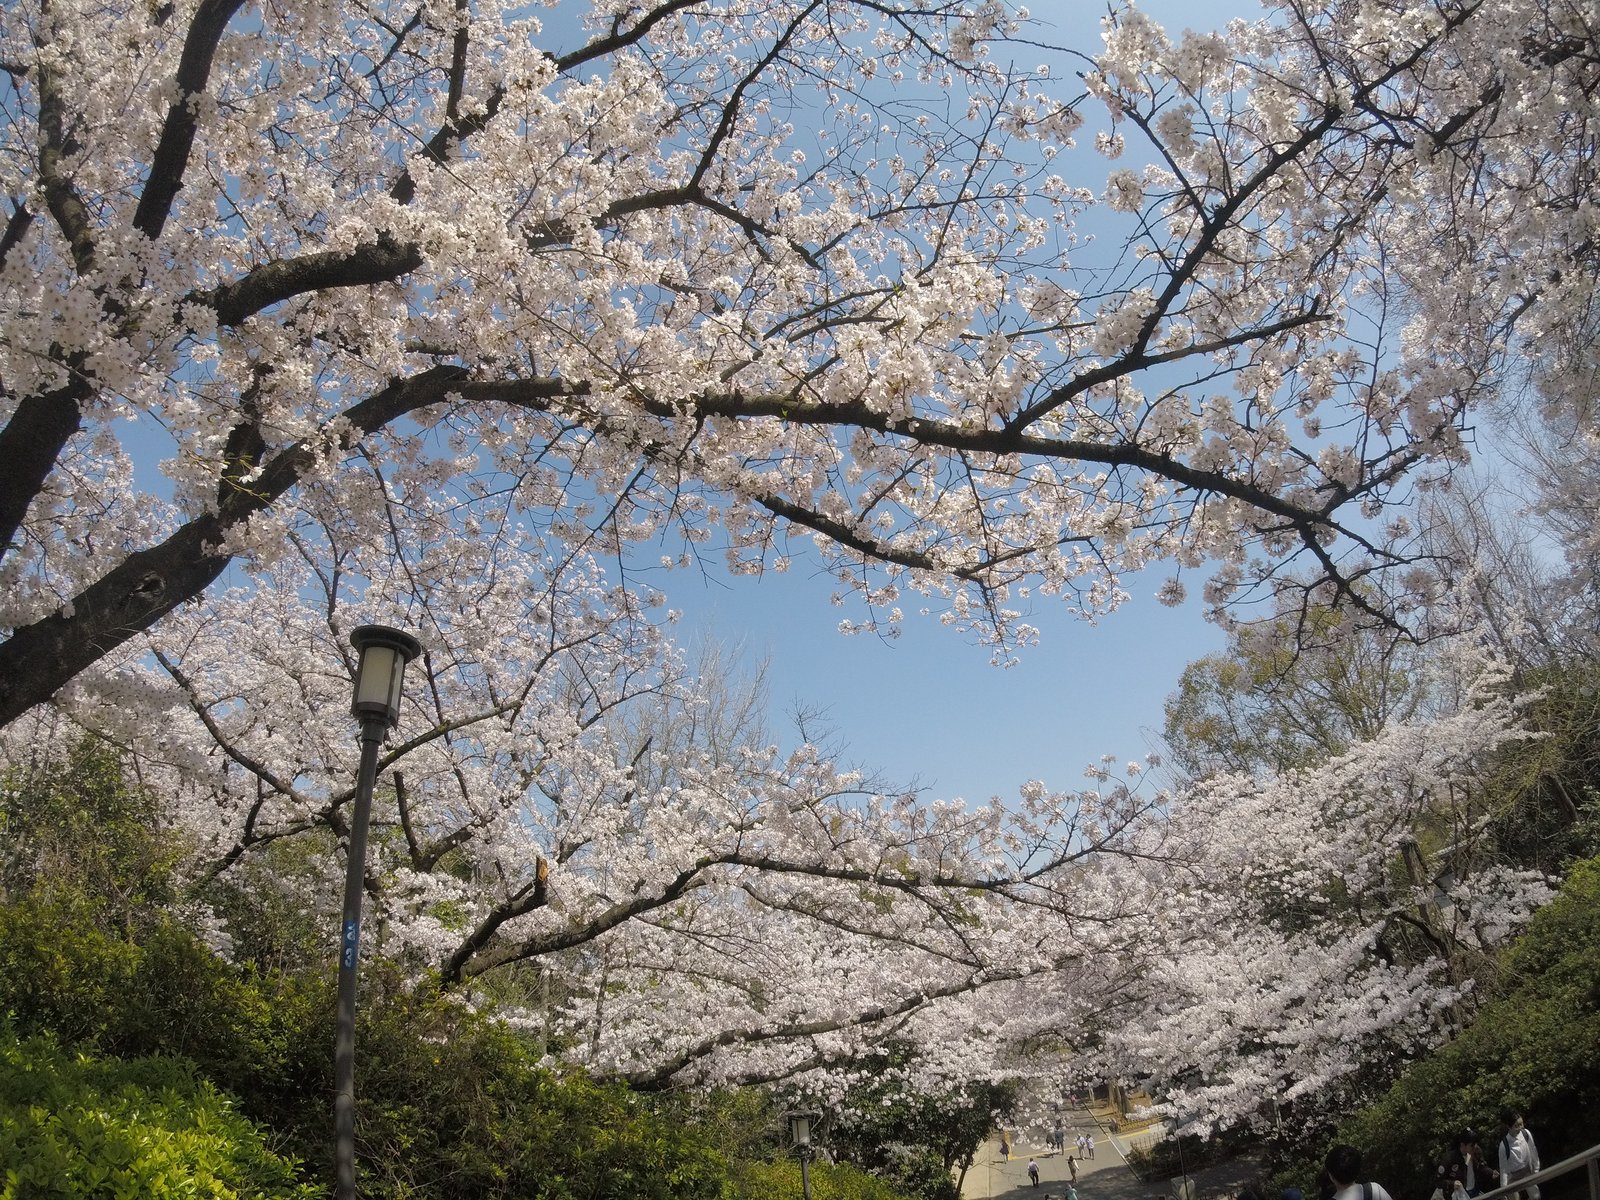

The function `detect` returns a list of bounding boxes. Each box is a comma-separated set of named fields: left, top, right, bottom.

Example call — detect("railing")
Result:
left=1123, top=1128, right=1163, bottom=1159
left=1474, top=1144, right=1600, bottom=1200
left=1115, top=1131, right=1600, bottom=1200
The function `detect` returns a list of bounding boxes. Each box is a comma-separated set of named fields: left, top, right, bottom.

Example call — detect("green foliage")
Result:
left=0, top=894, right=329, bottom=1103
left=0, top=1028, right=320, bottom=1200
left=1481, top=665, right=1600, bottom=876
left=1161, top=612, right=1424, bottom=781
left=199, top=832, right=341, bottom=975
left=733, top=1158, right=917, bottom=1200
left=647, top=1088, right=791, bottom=1174
left=341, top=969, right=738, bottom=1200
left=871, top=1148, right=959, bottom=1200
left=0, top=737, right=183, bottom=926
left=1273, top=857, right=1600, bottom=1199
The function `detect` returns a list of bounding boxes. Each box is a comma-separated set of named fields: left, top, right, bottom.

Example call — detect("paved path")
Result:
left=960, top=1107, right=1261, bottom=1200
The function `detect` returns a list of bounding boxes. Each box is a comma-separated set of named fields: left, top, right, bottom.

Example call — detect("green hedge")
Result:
left=734, top=1158, right=918, bottom=1200
left=0, top=1029, right=320, bottom=1200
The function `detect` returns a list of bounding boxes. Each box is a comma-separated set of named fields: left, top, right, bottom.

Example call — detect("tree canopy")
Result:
left=2, top=0, right=1598, bottom=1153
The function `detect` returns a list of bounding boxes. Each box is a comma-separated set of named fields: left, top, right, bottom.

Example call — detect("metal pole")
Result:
left=800, top=1147, right=812, bottom=1200
left=335, top=716, right=386, bottom=1200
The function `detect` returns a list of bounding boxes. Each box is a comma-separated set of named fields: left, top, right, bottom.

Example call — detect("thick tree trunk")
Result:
left=0, top=382, right=86, bottom=563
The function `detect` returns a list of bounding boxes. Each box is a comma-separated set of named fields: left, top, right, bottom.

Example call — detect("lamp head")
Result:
left=786, top=1109, right=820, bottom=1149
left=349, top=625, right=423, bottom=727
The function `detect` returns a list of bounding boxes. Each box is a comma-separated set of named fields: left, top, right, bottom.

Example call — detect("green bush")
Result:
left=0, top=1029, right=320, bottom=1199
left=0, top=738, right=183, bottom=924
left=733, top=1158, right=917, bottom=1200
left=0, top=895, right=332, bottom=1109
left=319, top=969, right=741, bottom=1199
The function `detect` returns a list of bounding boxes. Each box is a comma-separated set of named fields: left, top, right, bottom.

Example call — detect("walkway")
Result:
left=960, top=1106, right=1261, bottom=1200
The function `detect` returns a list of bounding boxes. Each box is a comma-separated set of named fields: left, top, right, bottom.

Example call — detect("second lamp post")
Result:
left=787, top=1109, right=821, bottom=1200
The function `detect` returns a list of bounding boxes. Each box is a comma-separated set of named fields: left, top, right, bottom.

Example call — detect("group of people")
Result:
left=1003, top=1118, right=1098, bottom=1194
left=1309, top=1112, right=1541, bottom=1200
left=1040, top=1124, right=1094, bottom=1160
left=1023, top=1152, right=1079, bottom=1199
left=1434, top=1113, right=1542, bottom=1200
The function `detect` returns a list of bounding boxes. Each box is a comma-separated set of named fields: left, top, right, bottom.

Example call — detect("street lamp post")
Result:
left=786, top=1110, right=821, bottom=1200
left=336, top=624, right=422, bottom=1200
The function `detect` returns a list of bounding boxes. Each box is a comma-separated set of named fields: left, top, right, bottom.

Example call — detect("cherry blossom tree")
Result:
left=950, top=648, right=1554, bottom=1136
left=4, top=0, right=1597, bottom=728
left=0, top=460, right=1158, bottom=1085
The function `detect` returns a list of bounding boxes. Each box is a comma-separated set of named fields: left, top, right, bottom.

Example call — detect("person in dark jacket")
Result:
left=1445, top=1130, right=1499, bottom=1197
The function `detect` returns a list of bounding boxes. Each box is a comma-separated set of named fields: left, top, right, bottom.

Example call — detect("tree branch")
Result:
left=132, top=0, right=249, bottom=240
left=620, top=969, right=1021, bottom=1089
left=0, top=365, right=473, bottom=726
left=0, top=378, right=90, bottom=566
left=194, top=234, right=425, bottom=326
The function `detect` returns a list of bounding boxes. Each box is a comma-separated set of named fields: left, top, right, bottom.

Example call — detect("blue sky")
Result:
left=667, top=561, right=1221, bottom=804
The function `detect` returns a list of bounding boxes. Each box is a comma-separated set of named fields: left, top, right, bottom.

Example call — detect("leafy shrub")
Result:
left=0, top=1028, right=321, bottom=1199
left=320, top=968, right=740, bottom=1199
left=0, top=738, right=182, bottom=923
left=733, top=1158, right=917, bottom=1200
left=0, top=895, right=331, bottom=1107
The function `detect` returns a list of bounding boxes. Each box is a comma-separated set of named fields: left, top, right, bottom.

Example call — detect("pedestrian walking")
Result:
left=1001, top=1133, right=1011, bottom=1162
left=1030, top=1159, right=1042, bottom=1188
left=1451, top=1129, right=1499, bottom=1197
left=1498, top=1111, right=1541, bottom=1200
left=1068, top=1155, right=1078, bottom=1182
left=1087, top=1133, right=1096, bottom=1160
